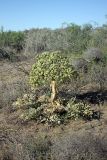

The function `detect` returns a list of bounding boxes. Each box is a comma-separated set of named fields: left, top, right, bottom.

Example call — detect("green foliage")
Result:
left=0, top=28, right=25, bottom=52
left=13, top=92, right=94, bottom=125
left=29, top=51, right=77, bottom=88
left=1, top=22, right=107, bottom=57
left=66, top=23, right=92, bottom=54
left=66, top=98, right=93, bottom=120
left=12, top=93, right=40, bottom=109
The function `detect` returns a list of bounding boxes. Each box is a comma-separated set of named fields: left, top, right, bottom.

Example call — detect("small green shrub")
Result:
left=14, top=94, right=94, bottom=125
left=66, top=98, right=93, bottom=120
left=12, top=93, right=39, bottom=109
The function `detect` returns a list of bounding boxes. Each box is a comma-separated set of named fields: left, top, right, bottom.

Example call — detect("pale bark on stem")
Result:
left=50, top=80, right=58, bottom=102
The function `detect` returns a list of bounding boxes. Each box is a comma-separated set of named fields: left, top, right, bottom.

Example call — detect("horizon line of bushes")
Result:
left=0, top=22, right=107, bottom=57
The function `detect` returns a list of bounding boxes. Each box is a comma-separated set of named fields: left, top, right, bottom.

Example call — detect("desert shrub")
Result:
left=1, top=127, right=107, bottom=160
left=66, top=23, right=92, bottom=54
left=29, top=50, right=78, bottom=104
left=71, top=58, right=88, bottom=73
left=13, top=50, right=98, bottom=125
left=24, top=27, right=74, bottom=56
left=0, top=29, right=25, bottom=53
left=70, top=63, right=107, bottom=94
left=22, top=134, right=52, bottom=160
left=29, top=51, right=77, bottom=88
left=0, top=60, right=31, bottom=109
left=0, top=129, right=51, bottom=160
left=84, top=47, right=103, bottom=62
left=70, top=48, right=107, bottom=93
left=88, top=63, right=107, bottom=91
left=14, top=93, right=94, bottom=125
left=0, top=48, right=10, bottom=60
left=51, top=131, right=107, bottom=160
left=66, top=98, right=93, bottom=120
left=13, top=93, right=38, bottom=109
left=0, top=79, right=28, bottom=109
left=88, top=25, right=107, bottom=53
left=24, top=23, right=93, bottom=56
left=13, top=92, right=63, bottom=124
left=0, top=48, right=19, bottom=62
left=24, top=28, right=50, bottom=55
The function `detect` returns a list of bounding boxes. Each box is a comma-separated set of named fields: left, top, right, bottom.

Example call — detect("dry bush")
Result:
left=0, top=127, right=107, bottom=160
left=0, top=129, right=51, bottom=160
left=88, top=64, right=107, bottom=91
left=71, top=58, right=88, bottom=73
left=0, top=60, right=33, bottom=109
left=69, top=61, right=107, bottom=95
left=84, top=47, right=103, bottom=62
left=0, top=79, right=28, bottom=108
left=51, top=130, right=107, bottom=160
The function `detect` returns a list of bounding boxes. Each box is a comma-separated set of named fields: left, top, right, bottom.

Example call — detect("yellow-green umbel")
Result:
left=29, top=51, right=77, bottom=103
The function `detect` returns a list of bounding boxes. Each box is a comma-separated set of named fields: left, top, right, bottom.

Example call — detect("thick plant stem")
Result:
left=50, top=80, right=58, bottom=103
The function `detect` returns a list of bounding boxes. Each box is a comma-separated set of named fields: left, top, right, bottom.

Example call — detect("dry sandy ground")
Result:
left=0, top=59, right=107, bottom=160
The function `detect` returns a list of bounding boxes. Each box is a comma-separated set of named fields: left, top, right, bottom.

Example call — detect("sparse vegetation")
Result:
left=0, top=21, right=107, bottom=160
left=13, top=92, right=94, bottom=125
left=84, top=47, right=103, bottom=62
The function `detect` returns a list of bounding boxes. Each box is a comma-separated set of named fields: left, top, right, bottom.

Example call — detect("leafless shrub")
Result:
left=0, top=61, right=32, bottom=109
left=0, top=79, right=28, bottom=108
left=0, top=130, right=51, bottom=160
left=88, top=64, right=107, bottom=91
left=71, top=58, right=88, bottom=72
left=24, top=28, right=69, bottom=57
left=1, top=127, right=107, bottom=160
left=84, top=48, right=103, bottom=62
left=51, top=130, right=107, bottom=160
